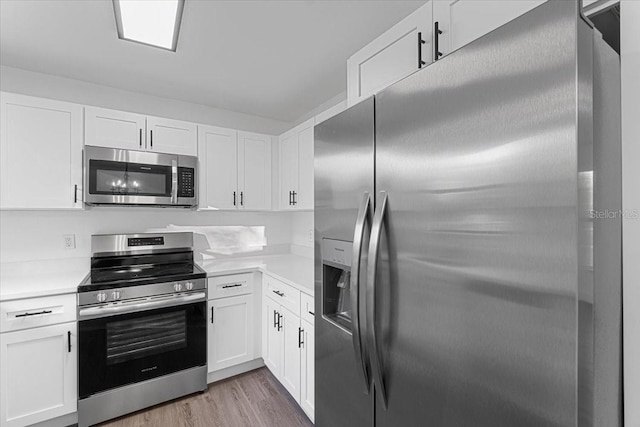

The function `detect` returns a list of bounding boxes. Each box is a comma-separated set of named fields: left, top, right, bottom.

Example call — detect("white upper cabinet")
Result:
left=278, top=118, right=314, bottom=210
left=347, top=2, right=433, bottom=106
left=85, top=106, right=196, bottom=156
left=198, top=125, right=238, bottom=210
left=146, top=116, right=197, bottom=156
left=238, top=131, right=272, bottom=210
left=199, top=125, right=272, bottom=211
left=85, top=106, right=145, bottom=151
left=0, top=92, right=83, bottom=210
left=433, top=0, right=545, bottom=57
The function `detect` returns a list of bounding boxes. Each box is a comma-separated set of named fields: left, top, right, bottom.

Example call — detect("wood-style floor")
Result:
left=98, top=368, right=313, bottom=427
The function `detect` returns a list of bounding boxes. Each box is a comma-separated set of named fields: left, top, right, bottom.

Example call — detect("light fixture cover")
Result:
left=113, top=0, right=184, bottom=51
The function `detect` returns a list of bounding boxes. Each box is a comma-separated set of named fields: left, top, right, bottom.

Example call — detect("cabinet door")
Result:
left=0, top=322, right=77, bottom=427
left=1, top=92, right=83, bottom=210
left=280, top=306, right=301, bottom=403
left=263, top=297, right=283, bottom=377
left=238, top=131, right=271, bottom=211
left=347, top=2, right=432, bottom=106
left=147, top=116, right=197, bottom=156
left=300, top=320, right=315, bottom=421
left=207, top=295, right=255, bottom=373
left=85, top=106, right=146, bottom=151
left=433, top=0, right=544, bottom=56
left=279, top=131, right=299, bottom=210
left=296, top=119, right=314, bottom=210
left=198, top=125, right=238, bottom=210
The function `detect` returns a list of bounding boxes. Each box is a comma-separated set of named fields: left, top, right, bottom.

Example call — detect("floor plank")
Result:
left=98, top=368, right=313, bottom=427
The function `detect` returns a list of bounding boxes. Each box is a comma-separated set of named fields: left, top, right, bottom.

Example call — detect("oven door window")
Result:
left=89, top=159, right=172, bottom=197
left=78, top=303, right=206, bottom=398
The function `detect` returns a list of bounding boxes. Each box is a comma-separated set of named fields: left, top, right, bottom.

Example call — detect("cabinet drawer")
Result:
left=300, top=292, right=315, bottom=325
left=208, top=273, right=254, bottom=300
left=264, top=275, right=300, bottom=316
left=0, top=293, right=76, bottom=333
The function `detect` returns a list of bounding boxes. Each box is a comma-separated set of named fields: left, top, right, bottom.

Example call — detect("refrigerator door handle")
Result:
left=351, top=191, right=372, bottom=394
left=367, top=190, right=388, bottom=409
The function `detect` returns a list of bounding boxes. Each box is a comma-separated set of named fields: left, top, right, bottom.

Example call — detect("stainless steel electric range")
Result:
left=77, top=232, right=207, bottom=427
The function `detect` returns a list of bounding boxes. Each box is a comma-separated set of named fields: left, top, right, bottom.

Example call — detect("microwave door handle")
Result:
left=171, top=159, right=178, bottom=204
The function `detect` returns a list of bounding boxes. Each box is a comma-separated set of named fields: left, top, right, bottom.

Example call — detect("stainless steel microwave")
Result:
left=84, top=146, right=197, bottom=208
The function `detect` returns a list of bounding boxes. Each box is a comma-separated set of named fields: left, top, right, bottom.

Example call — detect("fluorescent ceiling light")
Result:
left=113, top=0, right=184, bottom=51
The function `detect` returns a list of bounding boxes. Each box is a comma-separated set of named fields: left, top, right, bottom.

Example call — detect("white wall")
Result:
left=621, top=0, right=640, bottom=423
left=0, top=65, right=291, bottom=135
left=0, top=209, right=293, bottom=264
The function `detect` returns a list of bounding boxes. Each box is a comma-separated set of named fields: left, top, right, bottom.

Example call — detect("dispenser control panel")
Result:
left=322, top=238, right=352, bottom=268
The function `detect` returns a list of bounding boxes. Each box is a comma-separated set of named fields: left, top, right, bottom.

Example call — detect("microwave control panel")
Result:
left=178, top=167, right=195, bottom=198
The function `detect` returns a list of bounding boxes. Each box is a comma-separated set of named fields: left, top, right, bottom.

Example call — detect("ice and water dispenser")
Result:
left=322, top=238, right=353, bottom=331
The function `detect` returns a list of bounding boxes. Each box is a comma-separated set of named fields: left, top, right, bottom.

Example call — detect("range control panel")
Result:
left=128, top=236, right=164, bottom=247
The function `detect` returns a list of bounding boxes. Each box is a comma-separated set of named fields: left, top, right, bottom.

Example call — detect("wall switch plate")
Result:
left=308, top=230, right=314, bottom=242
left=63, top=234, right=76, bottom=249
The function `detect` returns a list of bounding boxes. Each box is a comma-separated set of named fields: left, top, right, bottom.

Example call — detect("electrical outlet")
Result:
left=308, top=230, right=314, bottom=242
left=63, top=234, right=76, bottom=249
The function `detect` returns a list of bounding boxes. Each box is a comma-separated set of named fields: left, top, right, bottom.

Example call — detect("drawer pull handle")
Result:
left=68, top=331, right=71, bottom=353
left=222, top=283, right=242, bottom=289
left=272, top=290, right=285, bottom=297
left=308, top=311, right=314, bottom=316
left=15, top=310, right=53, bottom=318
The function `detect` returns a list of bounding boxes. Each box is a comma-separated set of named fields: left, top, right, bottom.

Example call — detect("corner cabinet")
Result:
left=261, top=274, right=314, bottom=421
left=347, top=2, right=433, bottom=106
left=199, top=125, right=272, bottom=211
left=0, top=92, right=83, bottom=210
left=85, top=106, right=197, bottom=156
left=278, top=119, right=314, bottom=210
left=0, top=294, right=77, bottom=427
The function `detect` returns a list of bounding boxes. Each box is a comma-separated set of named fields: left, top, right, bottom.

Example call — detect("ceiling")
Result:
left=0, top=0, right=425, bottom=123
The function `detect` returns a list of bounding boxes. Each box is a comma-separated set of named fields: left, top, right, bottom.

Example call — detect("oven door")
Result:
left=78, top=298, right=206, bottom=398
left=84, top=145, right=177, bottom=206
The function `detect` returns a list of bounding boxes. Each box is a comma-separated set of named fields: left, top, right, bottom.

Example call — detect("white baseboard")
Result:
left=29, top=411, right=77, bottom=427
left=207, top=358, right=265, bottom=384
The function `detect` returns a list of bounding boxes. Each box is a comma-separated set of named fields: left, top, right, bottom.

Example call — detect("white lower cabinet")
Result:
left=0, top=322, right=77, bottom=427
left=300, top=319, right=315, bottom=421
left=207, top=294, right=255, bottom=372
left=261, top=275, right=314, bottom=420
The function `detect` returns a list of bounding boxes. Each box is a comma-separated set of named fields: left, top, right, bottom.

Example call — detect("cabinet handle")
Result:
left=277, top=312, right=283, bottom=331
left=434, top=21, right=443, bottom=61
left=289, top=191, right=292, bottom=206
left=293, top=191, right=298, bottom=205
left=273, top=310, right=278, bottom=328
left=139, top=128, right=142, bottom=147
left=272, top=290, right=284, bottom=297
left=15, top=310, right=53, bottom=318
left=233, top=191, right=236, bottom=206
left=418, top=32, right=427, bottom=68
left=211, top=306, right=214, bottom=324
left=240, top=191, right=244, bottom=206
left=222, top=283, right=242, bottom=289
left=74, top=184, right=78, bottom=203
left=298, top=327, right=304, bottom=348
left=68, top=331, right=71, bottom=353
left=308, top=310, right=314, bottom=316
left=150, top=129, right=153, bottom=148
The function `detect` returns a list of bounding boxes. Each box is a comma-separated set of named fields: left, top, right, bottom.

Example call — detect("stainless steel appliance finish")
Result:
left=314, top=1, right=622, bottom=426
left=78, top=366, right=207, bottom=427
left=77, top=232, right=207, bottom=427
left=84, top=145, right=197, bottom=207
left=315, top=98, right=375, bottom=427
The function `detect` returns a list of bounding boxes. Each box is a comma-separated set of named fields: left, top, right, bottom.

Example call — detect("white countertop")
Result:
left=0, top=258, right=89, bottom=302
left=198, top=254, right=314, bottom=296
left=0, top=253, right=314, bottom=302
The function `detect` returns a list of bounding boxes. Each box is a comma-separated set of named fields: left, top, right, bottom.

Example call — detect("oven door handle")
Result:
left=78, top=292, right=206, bottom=320
left=171, top=159, right=178, bottom=204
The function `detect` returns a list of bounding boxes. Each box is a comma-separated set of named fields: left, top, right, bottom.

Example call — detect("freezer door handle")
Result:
left=367, top=191, right=388, bottom=409
left=351, top=191, right=372, bottom=394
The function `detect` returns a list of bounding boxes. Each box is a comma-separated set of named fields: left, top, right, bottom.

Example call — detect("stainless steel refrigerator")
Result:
left=314, top=1, right=622, bottom=426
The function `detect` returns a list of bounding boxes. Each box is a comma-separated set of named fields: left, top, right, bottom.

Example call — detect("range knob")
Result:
left=173, top=283, right=183, bottom=292
left=111, top=291, right=121, bottom=301
left=96, top=292, right=107, bottom=303
left=185, top=282, right=194, bottom=291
